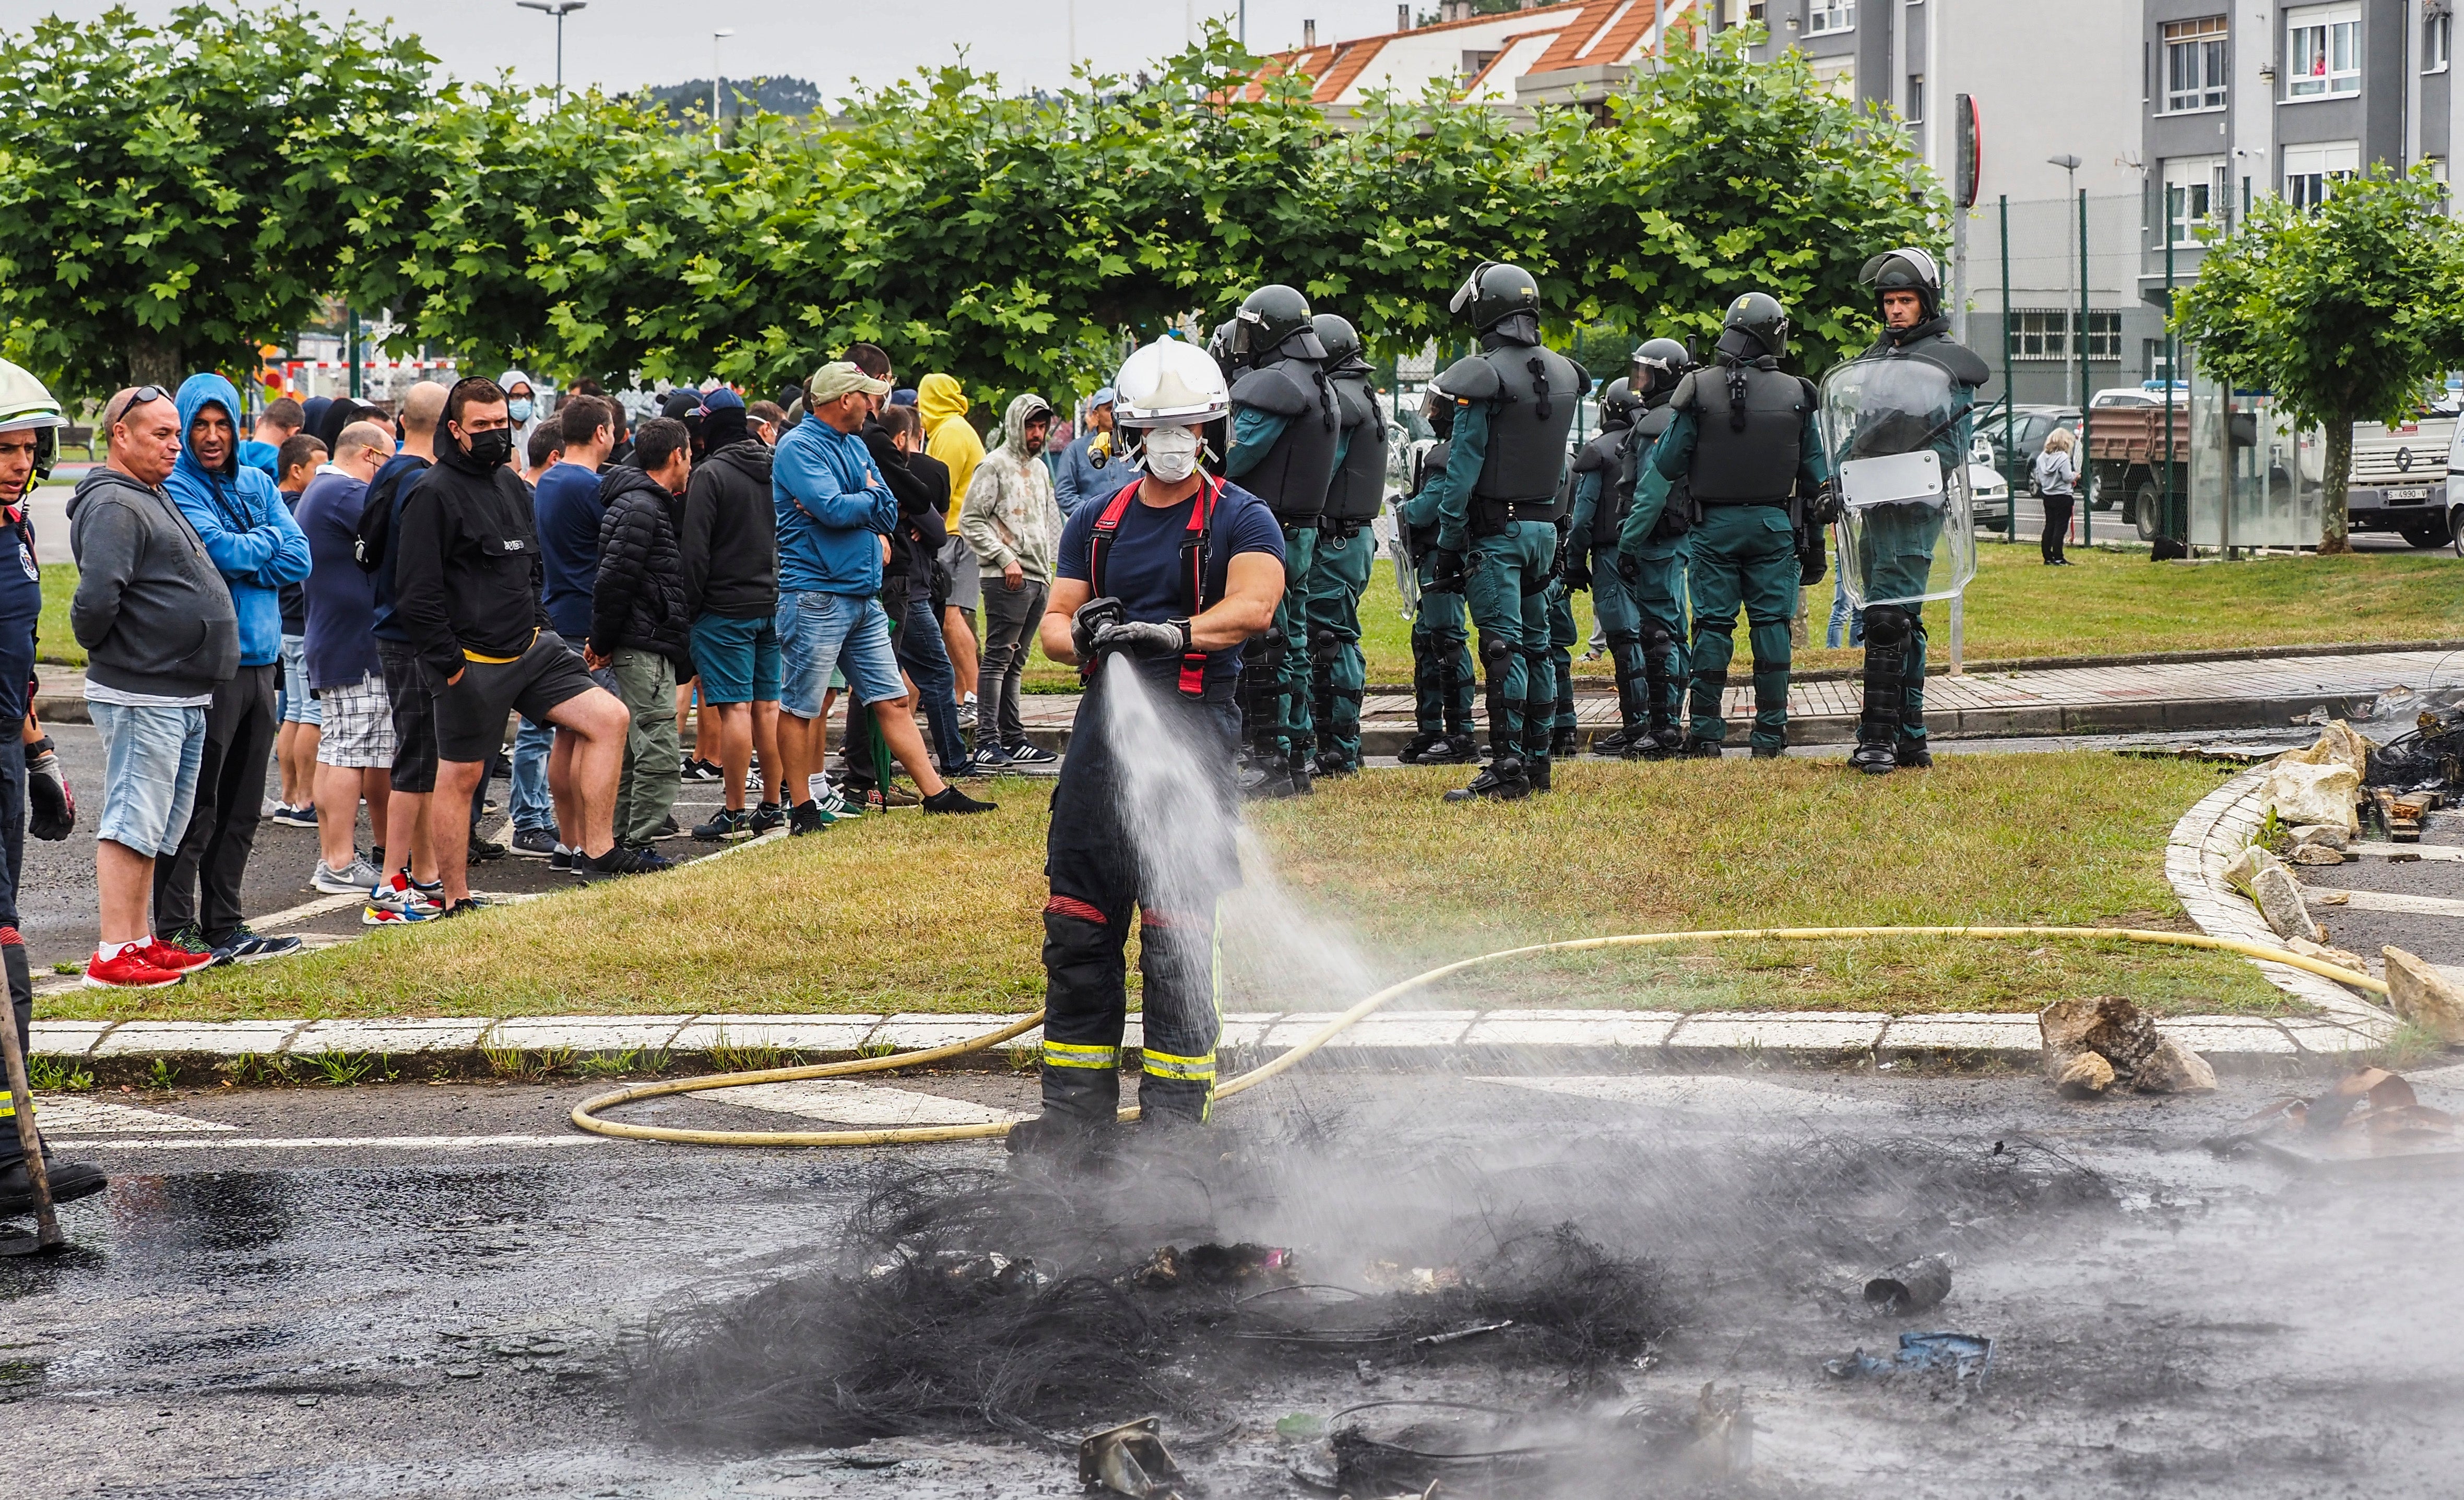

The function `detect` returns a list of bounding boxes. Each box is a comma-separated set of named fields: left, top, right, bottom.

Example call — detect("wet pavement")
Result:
left=9, top=1066, right=2464, bottom=1497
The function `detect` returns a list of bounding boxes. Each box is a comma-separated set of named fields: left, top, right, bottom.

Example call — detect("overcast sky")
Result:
left=0, top=0, right=1416, bottom=98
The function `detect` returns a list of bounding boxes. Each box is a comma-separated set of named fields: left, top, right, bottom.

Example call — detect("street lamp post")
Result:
left=2048, top=152, right=2084, bottom=543
left=514, top=0, right=587, bottom=101
left=712, top=29, right=735, bottom=137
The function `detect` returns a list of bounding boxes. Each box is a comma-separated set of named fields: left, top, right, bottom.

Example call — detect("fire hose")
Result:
left=569, top=925, right=2387, bottom=1148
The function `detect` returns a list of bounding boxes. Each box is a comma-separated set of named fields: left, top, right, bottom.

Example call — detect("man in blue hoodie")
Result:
left=156, top=374, right=312, bottom=962
left=772, top=362, right=994, bottom=830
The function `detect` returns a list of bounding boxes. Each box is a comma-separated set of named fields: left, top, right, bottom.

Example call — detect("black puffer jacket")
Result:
left=680, top=439, right=777, bottom=621
left=589, top=463, right=689, bottom=669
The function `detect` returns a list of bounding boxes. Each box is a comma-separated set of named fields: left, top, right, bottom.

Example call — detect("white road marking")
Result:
left=2306, top=887, right=2464, bottom=918
left=253, top=890, right=366, bottom=927
left=30, top=1098, right=238, bottom=1134
left=65, top=1134, right=611, bottom=1151
left=700, top=1079, right=1024, bottom=1127
left=2349, top=842, right=2464, bottom=863
left=1472, top=1074, right=1888, bottom=1115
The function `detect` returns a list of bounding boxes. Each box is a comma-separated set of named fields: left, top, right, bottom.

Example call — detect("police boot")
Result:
left=1679, top=736, right=1724, bottom=760
left=1551, top=726, right=1579, bottom=759
left=1421, top=732, right=1480, bottom=765
left=1312, top=751, right=1356, bottom=778
left=1527, top=757, right=1553, bottom=793
left=1751, top=744, right=1785, bottom=760
left=1398, top=732, right=1435, bottom=764
left=1591, top=727, right=1632, bottom=757
left=1445, top=728, right=1531, bottom=802
left=1894, top=736, right=1934, bottom=769
left=1851, top=605, right=1913, bottom=778
left=1284, top=751, right=1315, bottom=796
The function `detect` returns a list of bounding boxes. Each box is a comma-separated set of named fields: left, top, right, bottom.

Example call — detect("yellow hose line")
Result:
left=568, top=925, right=2383, bottom=1148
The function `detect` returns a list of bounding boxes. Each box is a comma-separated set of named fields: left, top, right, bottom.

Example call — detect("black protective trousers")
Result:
left=0, top=717, right=31, bottom=1169
left=153, top=663, right=277, bottom=943
left=1039, top=673, right=1242, bottom=1129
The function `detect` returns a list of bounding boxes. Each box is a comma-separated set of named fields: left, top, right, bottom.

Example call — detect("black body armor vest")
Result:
left=1229, top=357, right=1339, bottom=523
left=1321, top=371, right=1387, bottom=525
left=1680, top=362, right=1811, bottom=505
left=1572, top=423, right=1630, bottom=549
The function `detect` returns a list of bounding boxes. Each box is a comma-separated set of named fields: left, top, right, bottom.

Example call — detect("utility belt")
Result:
left=1692, top=496, right=1790, bottom=511
left=1319, top=518, right=1368, bottom=542
left=1272, top=507, right=1324, bottom=532
left=1468, top=496, right=1558, bottom=537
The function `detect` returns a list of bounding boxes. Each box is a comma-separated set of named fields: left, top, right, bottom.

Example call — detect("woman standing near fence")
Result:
left=2031, top=427, right=2080, bottom=566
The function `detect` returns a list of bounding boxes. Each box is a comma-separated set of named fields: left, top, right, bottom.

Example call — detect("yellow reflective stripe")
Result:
left=1041, top=1040, right=1120, bottom=1070
left=1141, top=1049, right=1216, bottom=1081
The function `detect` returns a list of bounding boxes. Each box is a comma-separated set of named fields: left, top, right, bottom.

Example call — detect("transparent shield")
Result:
left=1818, top=357, right=1978, bottom=609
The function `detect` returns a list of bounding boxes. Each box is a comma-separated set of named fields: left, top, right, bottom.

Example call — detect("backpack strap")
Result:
left=1176, top=475, right=1224, bottom=698
left=1086, top=479, right=1144, bottom=601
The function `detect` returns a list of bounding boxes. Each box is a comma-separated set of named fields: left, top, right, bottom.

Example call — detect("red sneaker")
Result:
left=137, top=938, right=218, bottom=973
left=83, top=948, right=186, bottom=990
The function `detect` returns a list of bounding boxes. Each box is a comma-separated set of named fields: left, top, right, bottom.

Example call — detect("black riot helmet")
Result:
left=1235, top=284, right=1324, bottom=362
left=1448, top=260, right=1541, bottom=334
left=1860, top=247, right=1944, bottom=322
left=1629, top=337, right=1693, bottom=400
left=1721, top=292, right=1790, bottom=358
left=1311, top=313, right=1367, bottom=370
left=1596, top=377, right=1640, bottom=428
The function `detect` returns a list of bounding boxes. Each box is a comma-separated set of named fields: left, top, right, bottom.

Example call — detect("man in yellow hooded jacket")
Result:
left=917, top=374, right=986, bottom=705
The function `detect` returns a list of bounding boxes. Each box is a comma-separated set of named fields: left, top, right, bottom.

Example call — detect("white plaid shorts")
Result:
left=314, top=673, right=399, bottom=769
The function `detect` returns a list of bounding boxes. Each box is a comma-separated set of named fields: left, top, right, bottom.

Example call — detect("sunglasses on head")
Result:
left=117, top=385, right=171, bottom=420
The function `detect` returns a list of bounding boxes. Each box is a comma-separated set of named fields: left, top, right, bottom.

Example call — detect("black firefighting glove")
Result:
left=1093, top=618, right=1193, bottom=661
left=26, top=734, right=73, bottom=841
left=1070, top=596, right=1126, bottom=663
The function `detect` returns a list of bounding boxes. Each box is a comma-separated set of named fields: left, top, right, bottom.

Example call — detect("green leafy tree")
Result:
left=2173, top=164, right=2464, bottom=553
left=0, top=4, right=435, bottom=402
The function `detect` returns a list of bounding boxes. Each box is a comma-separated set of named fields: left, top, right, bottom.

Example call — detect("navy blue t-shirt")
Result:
left=0, top=511, right=41, bottom=723
left=1056, top=478, right=1284, bottom=697
left=533, top=460, right=607, bottom=641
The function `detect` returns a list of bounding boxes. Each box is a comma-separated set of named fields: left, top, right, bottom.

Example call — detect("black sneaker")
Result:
left=583, top=844, right=672, bottom=877
left=439, top=896, right=495, bottom=918
left=468, top=835, right=508, bottom=864
left=548, top=846, right=577, bottom=875
left=1003, top=742, right=1058, bottom=766
left=208, top=926, right=305, bottom=965
left=680, top=756, right=720, bottom=783
left=158, top=924, right=229, bottom=968
left=748, top=801, right=785, bottom=835
left=510, top=827, right=559, bottom=859
left=787, top=801, right=828, bottom=836
left=692, top=807, right=752, bottom=841
left=655, top=813, right=682, bottom=839
left=921, top=786, right=997, bottom=814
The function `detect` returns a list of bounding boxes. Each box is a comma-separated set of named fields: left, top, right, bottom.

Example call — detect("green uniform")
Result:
left=1306, top=520, right=1376, bottom=768
left=1402, top=445, right=1476, bottom=739
left=1432, top=402, right=1559, bottom=769
left=1225, top=404, right=1323, bottom=766
left=1605, top=424, right=1693, bottom=742
left=1547, top=579, right=1578, bottom=740
left=1629, top=402, right=1827, bottom=753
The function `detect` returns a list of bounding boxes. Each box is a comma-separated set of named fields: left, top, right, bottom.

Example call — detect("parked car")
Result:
left=2354, top=412, right=2456, bottom=549
left=1974, top=406, right=2082, bottom=494
left=1969, top=449, right=2012, bottom=531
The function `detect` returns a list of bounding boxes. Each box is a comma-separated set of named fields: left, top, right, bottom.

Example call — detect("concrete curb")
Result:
left=2163, top=763, right=2398, bottom=1047
left=29, top=1002, right=2372, bottom=1079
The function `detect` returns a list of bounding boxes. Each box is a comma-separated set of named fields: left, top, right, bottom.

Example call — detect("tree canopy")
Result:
left=2173, top=164, right=2464, bottom=552
left=0, top=8, right=1946, bottom=414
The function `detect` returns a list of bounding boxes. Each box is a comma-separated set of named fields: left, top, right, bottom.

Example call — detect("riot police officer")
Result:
left=1424, top=261, right=1587, bottom=801
left=1221, top=284, right=1341, bottom=797
left=1625, top=294, right=1824, bottom=758
left=1565, top=377, right=1643, bottom=753
left=1610, top=338, right=1698, bottom=758
left=1842, top=248, right=1992, bottom=775
left=1396, top=394, right=1478, bottom=764
left=1304, top=314, right=1388, bottom=777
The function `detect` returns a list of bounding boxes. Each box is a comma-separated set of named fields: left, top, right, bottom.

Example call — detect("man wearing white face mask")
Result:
left=496, top=370, right=544, bottom=458
left=1016, top=337, right=1286, bottom=1162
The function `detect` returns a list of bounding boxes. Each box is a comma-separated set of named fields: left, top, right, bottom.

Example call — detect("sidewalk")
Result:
left=1009, top=647, right=2457, bottom=754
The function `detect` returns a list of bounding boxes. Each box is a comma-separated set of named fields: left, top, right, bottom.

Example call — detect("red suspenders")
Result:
left=1086, top=476, right=1222, bottom=697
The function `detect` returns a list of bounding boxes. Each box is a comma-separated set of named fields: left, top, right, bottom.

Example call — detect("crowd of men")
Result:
left=0, top=337, right=1180, bottom=998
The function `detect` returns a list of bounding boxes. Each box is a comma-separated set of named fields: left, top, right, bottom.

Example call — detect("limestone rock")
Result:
left=2133, top=1035, right=2218, bottom=1094
left=2248, top=864, right=2325, bottom=944
left=2289, top=823, right=2349, bottom=851
left=2282, top=720, right=2373, bottom=779
left=2261, top=759, right=2361, bottom=835
left=2289, top=842, right=2349, bottom=865
left=2039, top=994, right=2159, bottom=1079
left=2286, top=936, right=2372, bottom=977
left=2384, top=946, right=2464, bottom=1044
left=2057, top=1051, right=2116, bottom=1098
left=2220, top=843, right=2282, bottom=898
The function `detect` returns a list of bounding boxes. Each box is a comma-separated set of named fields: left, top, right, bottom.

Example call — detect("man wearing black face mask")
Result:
left=393, top=377, right=636, bottom=909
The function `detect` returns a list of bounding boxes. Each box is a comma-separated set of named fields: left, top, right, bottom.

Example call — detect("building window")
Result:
left=2011, top=311, right=2122, bottom=361
left=1906, top=72, right=1924, bottom=121
left=1808, top=0, right=1854, bottom=34
left=1810, top=55, right=1856, bottom=98
left=2163, top=16, right=2229, bottom=111
left=2283, top=139, right=2361, bottom=209
left=2429, top=11, right=2453, bottom=72
left=2286, top=4, right=2361, bottom=98
left=2164, top=156, right=2230, bottom=242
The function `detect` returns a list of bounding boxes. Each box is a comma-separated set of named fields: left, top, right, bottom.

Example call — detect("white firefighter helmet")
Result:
left=0, top=359, right=64, bottom=436
left=1111, top=337, right=1230, bottom=428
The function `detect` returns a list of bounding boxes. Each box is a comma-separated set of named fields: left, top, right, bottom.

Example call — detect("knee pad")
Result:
left=1479, top=635, right=1515, bottom=669
left=1864, top=603, right=1916, bottom=652
left=1692, top=619, right=1735, bottom=645
left=1604, top=629, right=1642, bottom=651
left=1642, top=623, right=1675, bottom=654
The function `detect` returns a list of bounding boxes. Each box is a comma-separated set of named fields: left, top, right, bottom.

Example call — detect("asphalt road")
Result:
left=7, top=1067, right=2464, bottom=1498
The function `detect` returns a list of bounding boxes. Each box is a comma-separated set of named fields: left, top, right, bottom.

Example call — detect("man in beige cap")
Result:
left=771, top=363, right=995, bottom=828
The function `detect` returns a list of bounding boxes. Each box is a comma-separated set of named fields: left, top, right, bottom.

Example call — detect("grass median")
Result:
left=48, top=751, right=2287, bottom=1022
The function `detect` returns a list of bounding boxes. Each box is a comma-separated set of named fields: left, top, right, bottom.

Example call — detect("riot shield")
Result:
left=1818, top=356, right=1978, bottom=610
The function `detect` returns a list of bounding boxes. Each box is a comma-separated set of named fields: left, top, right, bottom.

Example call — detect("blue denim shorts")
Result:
left=90, top=700, right=207, bottom=858
left=690, top=613, right=782, bottom=705
left=279, top=634, right=321, bottom=725
left=776, top=591, right=904, bottom=719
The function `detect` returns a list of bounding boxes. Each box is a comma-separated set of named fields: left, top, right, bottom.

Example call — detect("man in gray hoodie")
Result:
left=67, top=387, right=239, bottom=991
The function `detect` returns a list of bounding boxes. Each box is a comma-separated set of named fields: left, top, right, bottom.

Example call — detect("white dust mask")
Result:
left=1141, top=425, right=1202, bottom=483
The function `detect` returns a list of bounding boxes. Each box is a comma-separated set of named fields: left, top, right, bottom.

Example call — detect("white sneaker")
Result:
left=313, top=856, right=381, bottom=895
